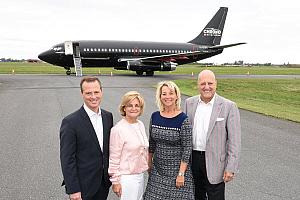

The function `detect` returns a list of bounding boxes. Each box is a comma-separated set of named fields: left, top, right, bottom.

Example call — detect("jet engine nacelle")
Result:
left=126, top=60, right=177, bottom=71
left=161, top=62, right=177, bottom=71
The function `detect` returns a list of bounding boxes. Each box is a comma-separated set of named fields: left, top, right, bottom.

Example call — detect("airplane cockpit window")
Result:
left=51, top=46, right=62, bottom=52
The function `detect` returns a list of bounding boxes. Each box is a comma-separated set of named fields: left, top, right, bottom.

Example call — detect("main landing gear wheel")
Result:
left=136, top=71, right=144, bottom=76
left=66, top=70, right=71, bottom=75
left=146, top=71, right=154, bottom=76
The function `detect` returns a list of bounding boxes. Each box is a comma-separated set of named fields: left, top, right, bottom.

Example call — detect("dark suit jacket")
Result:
left=60, top=106, right=113, bottom=197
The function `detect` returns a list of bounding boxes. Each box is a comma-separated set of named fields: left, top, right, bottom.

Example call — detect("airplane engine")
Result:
left=126, top=60, right=177, bottom=72
left=126, top=60, right=160, bottom=71
left=161, top=62, right=177, bottom=71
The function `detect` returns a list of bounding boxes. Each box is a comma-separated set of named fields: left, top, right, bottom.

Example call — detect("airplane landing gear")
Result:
left=146, top=71, right=154, bottom=76
left=136, top=71, right=144, bottom=76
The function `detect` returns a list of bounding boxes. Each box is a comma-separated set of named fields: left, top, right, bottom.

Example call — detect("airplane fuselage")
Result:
left=43, top=40, right=222, bottom=68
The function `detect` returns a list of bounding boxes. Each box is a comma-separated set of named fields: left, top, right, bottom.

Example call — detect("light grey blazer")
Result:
left=183, top=94, right=241, bottom=184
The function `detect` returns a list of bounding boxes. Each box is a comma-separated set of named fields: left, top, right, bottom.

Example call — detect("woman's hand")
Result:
left=112, top=183, right=122, bottom=197
left=176, top=175, right=185, bottom=188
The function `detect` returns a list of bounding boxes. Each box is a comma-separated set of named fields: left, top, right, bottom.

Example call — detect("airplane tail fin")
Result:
left=188, top=7, right=228, bottom=46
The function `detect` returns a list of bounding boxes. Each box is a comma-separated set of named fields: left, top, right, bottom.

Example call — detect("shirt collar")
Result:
left=198, top=93, right=216, bottom=105
left=83, top=103, right=101, bottom=117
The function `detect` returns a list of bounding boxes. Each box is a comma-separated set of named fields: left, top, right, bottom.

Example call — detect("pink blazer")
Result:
left=108, top=119, right=149, bottom=184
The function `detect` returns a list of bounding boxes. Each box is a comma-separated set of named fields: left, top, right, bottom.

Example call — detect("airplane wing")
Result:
left=118, top=50, right=205, bottom=62
left=118, top=42, right=246, bottom=63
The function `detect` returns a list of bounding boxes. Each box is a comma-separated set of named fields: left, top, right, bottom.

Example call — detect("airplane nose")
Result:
left=38, top=50, right=51, bottom=62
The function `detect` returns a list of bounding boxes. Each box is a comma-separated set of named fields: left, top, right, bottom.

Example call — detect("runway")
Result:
left=0, top=74, right=299, bottom=200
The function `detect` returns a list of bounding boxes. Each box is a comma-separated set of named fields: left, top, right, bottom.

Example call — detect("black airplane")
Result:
left=38, top=7, right=245, bottom=76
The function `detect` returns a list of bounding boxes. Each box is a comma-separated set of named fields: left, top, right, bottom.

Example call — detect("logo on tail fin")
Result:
left=203, top=28, right=222, bottom=37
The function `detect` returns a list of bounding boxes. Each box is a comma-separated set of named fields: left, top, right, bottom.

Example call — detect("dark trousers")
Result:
left=82, top=176, right=110, bottom=200
left=89, top=184, right=109, bottom=200
left=192, top=150, right=225, bottom=200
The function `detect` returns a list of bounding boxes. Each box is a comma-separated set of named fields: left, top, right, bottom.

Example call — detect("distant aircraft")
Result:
left=38, top=7, right=245, bottom=76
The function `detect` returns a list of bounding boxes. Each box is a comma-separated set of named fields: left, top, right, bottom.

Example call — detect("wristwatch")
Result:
left=178, top=172, right=185, bottom=176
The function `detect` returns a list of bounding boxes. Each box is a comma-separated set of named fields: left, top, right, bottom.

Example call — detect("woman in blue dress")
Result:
left=143, top=81, right=194, bottom=200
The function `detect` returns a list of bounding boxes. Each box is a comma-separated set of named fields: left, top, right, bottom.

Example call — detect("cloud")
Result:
left=1, top=0, right=299, bottom=63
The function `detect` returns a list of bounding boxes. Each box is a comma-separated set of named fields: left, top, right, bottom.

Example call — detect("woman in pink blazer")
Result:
left=109, top=91, right=149, bottom=200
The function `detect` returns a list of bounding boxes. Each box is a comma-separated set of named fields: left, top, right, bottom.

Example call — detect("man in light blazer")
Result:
left=60, top=76, right=113, bottom=200
left=183, top=70, right=241, bottom=200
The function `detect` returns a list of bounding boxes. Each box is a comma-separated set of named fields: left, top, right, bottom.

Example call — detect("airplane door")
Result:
left=64, top=41, right=73, bottom=55
left=73, top=42, right=80, bottom=57
left=64, top=41, right=82, bottom=76
left=192, top=45, right=198, bottom=59
left=133, top=47, right=140, bottom=56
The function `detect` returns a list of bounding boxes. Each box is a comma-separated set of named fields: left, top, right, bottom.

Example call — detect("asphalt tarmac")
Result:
left=0, top=74, right=299, bottom=200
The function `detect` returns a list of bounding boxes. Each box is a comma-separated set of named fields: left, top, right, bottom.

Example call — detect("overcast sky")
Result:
left=1, top=0, right=299, bottom=64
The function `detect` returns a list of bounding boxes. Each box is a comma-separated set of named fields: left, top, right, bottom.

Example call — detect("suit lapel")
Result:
left=190, top=96, right=199, bottom=125
left=101, top=109, right=109, bottom=154
left=206, top=94, right=223, bottom=140
left=79, top=107, right=102, bottom=153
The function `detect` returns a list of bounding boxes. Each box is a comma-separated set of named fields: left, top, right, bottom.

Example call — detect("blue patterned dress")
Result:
left=143, top=111, right=194, bottom=200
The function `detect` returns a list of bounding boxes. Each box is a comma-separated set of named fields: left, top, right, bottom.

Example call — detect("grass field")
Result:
left=1, top=62, right=299, bottom=122
left=1, top=62, right=300, bottom=75
left=174, top=78, right=300, bottom=123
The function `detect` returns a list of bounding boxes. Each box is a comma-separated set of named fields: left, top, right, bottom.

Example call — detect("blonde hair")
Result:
left=155, top=81, right=181, bottom=111
left=119, top=91, right=145, bottom=116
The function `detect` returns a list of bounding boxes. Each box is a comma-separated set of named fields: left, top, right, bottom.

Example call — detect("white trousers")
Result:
left=120, top=173, right=145, bottom=200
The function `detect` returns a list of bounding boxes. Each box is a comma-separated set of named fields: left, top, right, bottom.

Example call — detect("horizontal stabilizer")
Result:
left=208, top=42, right=246, bottom=49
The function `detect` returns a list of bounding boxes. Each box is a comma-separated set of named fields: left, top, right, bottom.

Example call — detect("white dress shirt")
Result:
left=192, top=94, right=216, bottom=151
left=83, top=104, right=104, bottom=151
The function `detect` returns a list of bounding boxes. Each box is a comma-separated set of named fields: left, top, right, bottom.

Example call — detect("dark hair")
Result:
left=80, top=76, right=102, bottom=93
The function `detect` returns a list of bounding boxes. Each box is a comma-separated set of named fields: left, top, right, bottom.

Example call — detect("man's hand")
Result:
left=112, top=183, right=122, bottom=197
left=69, top=192, right=81, bottom=200
left=223, top=171, right=234, bottom=183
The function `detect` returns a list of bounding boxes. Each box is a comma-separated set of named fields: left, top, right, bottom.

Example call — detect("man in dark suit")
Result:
left=60, top=76, right=113, bottom=200
left=184, top=70, right=241, bottom=200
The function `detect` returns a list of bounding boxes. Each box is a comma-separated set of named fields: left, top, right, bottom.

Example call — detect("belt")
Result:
left=193, top=150, right=205, bottom=155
